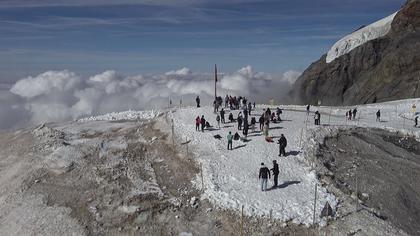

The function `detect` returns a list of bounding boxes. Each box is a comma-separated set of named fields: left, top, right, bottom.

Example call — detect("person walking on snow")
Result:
left=251, top=117, right=256, bottom=133
left=243, top=121, right=249, bottom=138
left=259, top=163, right=271, bottom=191
left=216, top=114, right=221, bottom=129
left=271, top=160, right=279, bottom=188
left=263, top=122, right=269, bottom=137
left=248, top=102, right=252, bottom=115
left=196, top=96, right=200, bottom=108
left=200, top=115, right=206, bottom=132
left=259, top=115, right=264, bottom=131
left=278, top=134, right=287, bottom=156
left=227, top=131, right=233, bottom=150
left=228, top=113, right=234, bottom=123
left=376, top=110, right=381, bottom=122
left=195, top=116, right=200, bottom=131
left=348, top=110, right=352, bottom=120
left=220, top=108, right=225, bottom=124
left=415, top=116, right=418, bottom=127
left=353, top=108, right=357, bottom=120
left=306, top=105, right=310, bottom=115
left=237, top=112, right=243, bottom=130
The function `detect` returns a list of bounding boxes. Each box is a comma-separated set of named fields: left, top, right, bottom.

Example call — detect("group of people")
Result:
left=258, top=160, right=281, bottom=191
left=346, top=108, right=358, bottom=120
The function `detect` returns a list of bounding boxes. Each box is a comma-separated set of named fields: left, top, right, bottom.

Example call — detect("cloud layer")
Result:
left=0, top=66, right=300, bottom=130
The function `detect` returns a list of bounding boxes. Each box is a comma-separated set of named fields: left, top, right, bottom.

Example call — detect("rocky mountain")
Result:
left=290, top=0, right=420, bottom=106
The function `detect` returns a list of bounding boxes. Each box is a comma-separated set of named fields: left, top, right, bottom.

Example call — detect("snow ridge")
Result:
left=326, top=11, right=398, bottom=63
left=77, top=110, right=160, bottom=122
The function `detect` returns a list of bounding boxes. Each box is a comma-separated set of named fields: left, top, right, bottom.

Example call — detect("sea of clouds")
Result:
left=0, top=65, right=300, bottom=130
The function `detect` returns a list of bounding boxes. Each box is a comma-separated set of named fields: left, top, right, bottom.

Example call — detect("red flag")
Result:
left=215, top=64, right=218, bottom=83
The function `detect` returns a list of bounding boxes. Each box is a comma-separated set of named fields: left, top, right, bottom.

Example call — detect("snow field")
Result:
left=169, top=98, right=420, bottom=226
left=169, top=106, right=336, bottom=225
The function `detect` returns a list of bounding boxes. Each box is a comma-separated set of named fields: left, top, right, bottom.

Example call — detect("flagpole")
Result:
left=214, top=64, right=217, bottom=101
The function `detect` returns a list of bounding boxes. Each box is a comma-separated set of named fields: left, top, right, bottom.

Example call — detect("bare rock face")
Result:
left=290, top=0, right=420, bottom=106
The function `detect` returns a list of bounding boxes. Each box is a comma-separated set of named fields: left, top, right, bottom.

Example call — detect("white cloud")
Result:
left=1, top=66, right=300, bottom=129
left=10, top=70, right=81, bottom=98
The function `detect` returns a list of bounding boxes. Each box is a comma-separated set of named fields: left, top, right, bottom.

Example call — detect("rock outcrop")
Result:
left=290, top=0, right=420, bottom=106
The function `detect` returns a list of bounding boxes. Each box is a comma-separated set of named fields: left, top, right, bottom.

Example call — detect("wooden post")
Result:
left=171, top=119, right=175, bottom=147
left=355, top=166, right=359, bottom=212
left=185, top=137, right=189, bottom=156
left=240, top=205, right=244, bottom=236
left=201, top=163, right=204, bottom=191
left=328, top=107, right=332, bottom=126
left=313, top=184, right=318, bottom=225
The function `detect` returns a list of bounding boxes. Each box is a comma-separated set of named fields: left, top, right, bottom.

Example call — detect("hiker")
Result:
left=376, top=110, right=381, bottom=122
left=259, top=115, right=264, bottom=131
left=220, top=108, right=225, bottom=124
left=306, top=105, right=310, bottom=115
left=243, top=121, right=249, bottom=138
left=253, top=102, right=256, bottom=109
left=248, top=102, right=252, bottom=115
left=195, top=116, right=200, bottom=131
left=348, top=110, right=352, bottom=120
left=205, top=121, right=211, bottom=128
left=251, top=117, right=256, bottom=133
left=278, top=134, right=287, bottom=156
left=314, top=111, right=319, bottom=125
left=237, top=112, right=243, bottom=130
left=263, top=123, right=269, bottom=137
left=228, top=113, right=234, bottom=123
left=415, top=116, right=418, bottom=127
left=196, top=96, right=200, bottom=108
left=216, top=114, right=221, bottom=129
left=276, top=107, right=282, bottom=121
left=200, top=115, right=206, bottom=132
left=225, top=95, right=229, bottom=108
left=227, top=131, right=233, bottom=150
left=259, top=163, right=271, bottom=192
left=271, top=160, right=279, bottom=187
left=353, top=108, right=357, bottom=120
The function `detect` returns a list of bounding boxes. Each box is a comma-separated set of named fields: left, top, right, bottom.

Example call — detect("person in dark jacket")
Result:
left=243, top=121, right=249, bottom=138
left=227, top=131, right=233, bottom=150
left=200, top=115, right=206, bottom=132
left=220, top=108, right=225, bottom=124
left=237, top=112, right=243, bottom=130
left=271, top=160, right=279, bottom=187
left=259, top=163, right=271, bottom=191
left=415, top=116, right=418, bottom=127
left=248, top=102, right=252, bottom=115
left=228, top=113, right=234, bottom=123
left=353, top=108, right=357, bottom=120
left=306, top=105, right=310, bottom=115
left=376, top=110, right=381, bottom=122
left=277, top=134, right=287, bottom=156
left=259, top=115, right=264, bottom=131
left=196, top=96, right=200, bottom=108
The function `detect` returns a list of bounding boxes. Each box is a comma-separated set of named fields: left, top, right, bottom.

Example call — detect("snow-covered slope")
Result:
left=77, top=110, right=160, bottom=122
left=326, top=11, right=398, bottom=63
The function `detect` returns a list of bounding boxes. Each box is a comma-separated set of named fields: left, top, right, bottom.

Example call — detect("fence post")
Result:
left=240, top=205, right=244, bottom=236
left=171, top=119, right=175, bottom=147
left=313, top=184, right=318, bottom=225
left=186, top=137, right=189, bottom=156
left=201, top=163, right=204, bottom=191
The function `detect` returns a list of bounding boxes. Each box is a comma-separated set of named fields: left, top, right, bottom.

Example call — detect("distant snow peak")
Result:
left=326, top=11, right=398, bottom=63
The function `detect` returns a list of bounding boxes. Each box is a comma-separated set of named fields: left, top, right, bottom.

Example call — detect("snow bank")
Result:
left=326, top=11, right=398, bottom=63
left=77, top=110, right=160, bottom=122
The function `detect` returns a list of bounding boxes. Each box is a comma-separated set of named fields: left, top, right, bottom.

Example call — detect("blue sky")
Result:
left=0, top=0, right=404, bottom=82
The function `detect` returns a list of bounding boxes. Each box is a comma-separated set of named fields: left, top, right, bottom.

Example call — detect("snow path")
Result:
left=326, top=11, right=398, bottom=63
left=169, top=98, right=420, bottom=225
left=169, top=106, right=336, bottom=225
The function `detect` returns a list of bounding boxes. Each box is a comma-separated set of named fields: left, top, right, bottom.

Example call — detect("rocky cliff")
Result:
left=291, top=0, right=420, bottom=106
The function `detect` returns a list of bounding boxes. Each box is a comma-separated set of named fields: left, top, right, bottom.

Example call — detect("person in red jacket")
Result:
left=195, top=116, right=200, bottom=131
